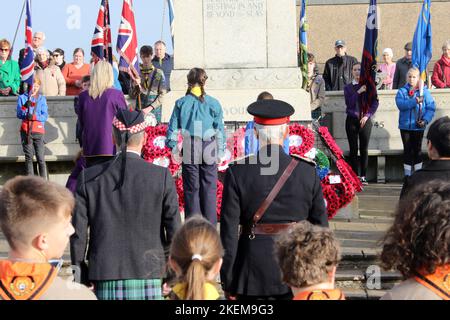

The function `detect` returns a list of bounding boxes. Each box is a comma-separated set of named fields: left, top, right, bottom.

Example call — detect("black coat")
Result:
left=323, top=54, right=358, bottom=91
left=393, top=57, right=413, bottom=89
left=220, top=145, right=328, bottom=297
left=70, top=152, right=181, bottom=283
left=400, top=160, right=450, bottom=199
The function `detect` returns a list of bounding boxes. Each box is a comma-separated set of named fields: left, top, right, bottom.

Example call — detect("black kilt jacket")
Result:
left=220, top=145, right=328, bottom=297
left=70, top=152, right=181, bottom=283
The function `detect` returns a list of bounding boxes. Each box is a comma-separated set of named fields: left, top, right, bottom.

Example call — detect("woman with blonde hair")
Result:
left=76, top=60, right=127, bottom=167
left=395, top=67, right=436, bottom=177
left=168, top=216, right=224, bottom=300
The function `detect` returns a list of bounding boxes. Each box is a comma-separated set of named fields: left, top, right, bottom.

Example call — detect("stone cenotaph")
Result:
left=162, top=0, right=310, bottom=122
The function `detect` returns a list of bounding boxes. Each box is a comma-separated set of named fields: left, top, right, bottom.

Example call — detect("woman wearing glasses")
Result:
left=52, top=48, right=66, bottom=70
left=0, top=39, right=20, bottom=96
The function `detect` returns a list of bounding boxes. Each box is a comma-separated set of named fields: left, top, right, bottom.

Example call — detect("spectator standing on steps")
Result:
left=393, top=42, right=413, bottom=89
left=323, top=40, right=358, bottom=91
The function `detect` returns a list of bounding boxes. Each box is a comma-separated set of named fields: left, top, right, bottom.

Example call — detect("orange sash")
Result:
left=0, top=261, right=57, bottom=300
left=414, top=264, right=450, bottom=300
left=293, top=289, right=345, bottom=300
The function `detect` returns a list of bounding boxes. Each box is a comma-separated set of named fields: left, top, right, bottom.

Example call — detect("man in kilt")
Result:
left=70, top=109, right=181, bottom=300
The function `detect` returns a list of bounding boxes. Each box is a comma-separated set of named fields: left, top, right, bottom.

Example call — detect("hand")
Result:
left=142, top=106, right=154, bottom=115
left=25, top=100, right=32, bottom=108
left=357, top=85, right=367, bottom=94
left=224, top=291, right=237, bottom=300
left=75, top=80, right=82, bottom=88
left=0, top=87, right=11, bottom=95
left=416, top=96, right=424, bottom=104
left=162, top=282, right=172, bottom=296
left=360, top=116, right=369, bottom=128
left=27, top=113, right=34, bottom=120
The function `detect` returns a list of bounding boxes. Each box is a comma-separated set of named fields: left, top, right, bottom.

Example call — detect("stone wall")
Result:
left=297, top=1, right=450, bottom=71
left=322, top=88, right=450, bottom=153
left=1, top=89, right=449, bottom=184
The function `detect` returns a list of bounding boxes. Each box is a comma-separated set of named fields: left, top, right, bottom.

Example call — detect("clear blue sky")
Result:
left=5, top=0, right=173, bottom=61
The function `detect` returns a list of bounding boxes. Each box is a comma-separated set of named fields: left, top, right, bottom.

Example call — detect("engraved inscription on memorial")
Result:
left=205, top=0, right=265, bottom=18
left=203, top=0, right=267, bottom=68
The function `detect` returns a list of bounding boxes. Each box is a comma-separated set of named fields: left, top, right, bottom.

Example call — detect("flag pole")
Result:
left=161, top=0, right=167, bottom=41
left=11, top=0, right=27, bottom=58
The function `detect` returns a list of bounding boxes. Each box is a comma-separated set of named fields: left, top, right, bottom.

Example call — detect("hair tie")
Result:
left=191, top=254, right=202, bottom=261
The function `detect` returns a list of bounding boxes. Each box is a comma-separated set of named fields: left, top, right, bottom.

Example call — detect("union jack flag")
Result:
left=91, top=0, right=112, bottom=64
left=117, top=0, right=139, bottom=71
left=19, top=0, right=35, bottom=91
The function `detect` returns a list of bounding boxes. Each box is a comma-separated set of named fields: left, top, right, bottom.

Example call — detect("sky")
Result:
left=4, top=0, right=173, bottom=61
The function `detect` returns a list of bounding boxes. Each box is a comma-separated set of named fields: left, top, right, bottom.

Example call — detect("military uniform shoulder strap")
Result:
left=291, top=153, right=316, bottom=166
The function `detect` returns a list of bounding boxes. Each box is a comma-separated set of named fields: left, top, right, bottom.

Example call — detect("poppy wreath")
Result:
left=174, top=176, right=224, bottom=222
left=318, top=126, right=344, bottom=159
left=233, top=127, right=246, bottom=160
left=336, top=158, right=363, bottom=193
left=142, top=125, right=181, bottom=177
left=218, top=132, right=239, bottom=172
left=289, top=123, right=315, bottom=156
left=321, top=183, right=340, bottom=219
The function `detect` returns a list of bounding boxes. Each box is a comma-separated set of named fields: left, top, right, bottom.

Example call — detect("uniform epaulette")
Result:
left=291, top=154, right=316, bottom=166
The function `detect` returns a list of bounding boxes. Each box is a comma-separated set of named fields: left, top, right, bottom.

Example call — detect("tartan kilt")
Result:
left=94, top=279, right=163, bottom=300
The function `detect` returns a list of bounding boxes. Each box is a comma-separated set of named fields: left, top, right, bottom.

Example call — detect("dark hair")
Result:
left=73, top=48, right=84, bottom=56
left=257, top=91, right=273, bottom=101
left=426, top=116, right=450, bottom=157
left=169, top=216, right=223, bottom=300
left=186, top=68, right=208, bottom=102
left=380, top=180, right=450, bottom=278
left=307, top=53, right=315, bottom=63
left=140, top=45, right=153, bottom=57
left=81, top=75, right=90, bottom=83
left=52, top=48, right=64, bottom=56
left=275, top=221, right=340, bottom=288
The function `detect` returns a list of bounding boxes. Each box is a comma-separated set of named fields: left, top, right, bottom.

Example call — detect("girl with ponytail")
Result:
left=166, top=68, right=226, bottom=225
left=168, top=216, right=224, bottom=300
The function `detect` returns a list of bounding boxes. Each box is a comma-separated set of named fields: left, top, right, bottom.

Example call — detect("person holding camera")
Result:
left=16, top=77, right=48, bottom=178
left=395, top=67, right=436, bottom=177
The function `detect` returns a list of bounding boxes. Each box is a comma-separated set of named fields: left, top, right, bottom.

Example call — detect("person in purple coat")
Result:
left=77, top=61, right=127, bottom=167
left=344, top=63, right=379, bottom=185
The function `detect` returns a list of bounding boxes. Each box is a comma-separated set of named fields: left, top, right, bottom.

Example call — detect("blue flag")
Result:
left=299, top=0, right=308, bottom=89
left=359, top=0, right=379, bottom=117
left=412, top=0, right=432, bottom=82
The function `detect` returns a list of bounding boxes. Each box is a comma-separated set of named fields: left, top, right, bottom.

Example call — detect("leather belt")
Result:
left=242, top=222, right=297, bottom=238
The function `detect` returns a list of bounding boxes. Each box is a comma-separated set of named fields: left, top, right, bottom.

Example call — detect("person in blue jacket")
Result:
left=245, top=92, right=290, bottom=156
left=395, top=67, right=436, bottom=177
left=16, top=78, right=48, bottom=178
left=166, top=68, right=225, bottom=225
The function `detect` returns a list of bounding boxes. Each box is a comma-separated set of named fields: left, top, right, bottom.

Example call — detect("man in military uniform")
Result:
left=220, top=99, right=328, bottom=300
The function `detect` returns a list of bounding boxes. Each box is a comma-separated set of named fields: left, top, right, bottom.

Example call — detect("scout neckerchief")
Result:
left=414, top=264, right=450, bottom=300
left=293, top=288, right=345, bottom=300
left=0, top=260, right=57, bottom=300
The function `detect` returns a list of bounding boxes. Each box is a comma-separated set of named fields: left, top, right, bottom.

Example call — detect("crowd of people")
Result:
left=0, top=30, right=449, bottom=301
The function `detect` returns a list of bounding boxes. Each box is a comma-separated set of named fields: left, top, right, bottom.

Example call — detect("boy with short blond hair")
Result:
left=0, top=176, right=96, bottom=300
